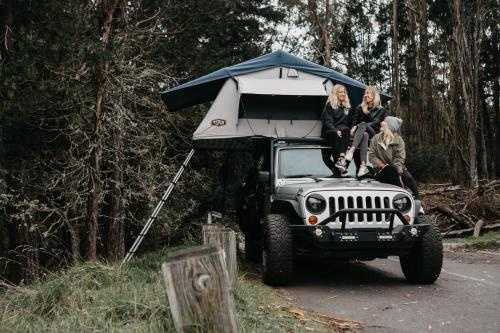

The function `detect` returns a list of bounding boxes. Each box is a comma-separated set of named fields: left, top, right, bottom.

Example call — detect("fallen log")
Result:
left=442, top=222, right=500, bottom=237
left=421, top=185, right=463, bottom=196
left=429, top=205, right=475, bottom=228
left=473, top=219, right=484, bottom=237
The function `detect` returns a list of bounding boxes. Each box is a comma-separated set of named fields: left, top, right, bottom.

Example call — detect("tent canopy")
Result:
left=161, top=50, right=391, bottom=111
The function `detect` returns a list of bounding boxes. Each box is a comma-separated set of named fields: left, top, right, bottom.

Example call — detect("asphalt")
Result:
left=282, top=250, right=500, bottom=333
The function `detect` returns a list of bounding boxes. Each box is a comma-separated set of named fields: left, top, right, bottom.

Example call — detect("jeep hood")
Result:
left=275, top=178, right=410, bottom=196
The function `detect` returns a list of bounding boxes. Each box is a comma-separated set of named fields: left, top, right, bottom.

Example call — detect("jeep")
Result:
left=236, top=138, right=443, bottom=286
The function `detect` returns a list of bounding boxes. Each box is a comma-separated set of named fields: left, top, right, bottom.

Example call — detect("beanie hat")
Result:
left=385, top=116, right=402, bottom=133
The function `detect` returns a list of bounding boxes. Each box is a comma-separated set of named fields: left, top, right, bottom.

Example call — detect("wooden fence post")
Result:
left=203, top=228, right=238, bottom=290
left=161, top=244, right=238, bottom=333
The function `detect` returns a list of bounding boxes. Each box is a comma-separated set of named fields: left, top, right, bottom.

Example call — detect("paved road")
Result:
left=283, top=250, right=500, bottom=333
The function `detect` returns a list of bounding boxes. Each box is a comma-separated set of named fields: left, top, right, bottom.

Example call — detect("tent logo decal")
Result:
left=211, top=119, right=226, bottom=127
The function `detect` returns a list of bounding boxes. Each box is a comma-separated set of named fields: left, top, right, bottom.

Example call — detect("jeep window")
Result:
left=278, top=148, right=334, bottom=178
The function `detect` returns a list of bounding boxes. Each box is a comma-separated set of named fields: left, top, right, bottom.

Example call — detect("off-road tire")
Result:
left=400, top=215, right=443, bottom=284
left=262, top=214, right=293, bottom=286
left=245, top=233, right=261, bottom=262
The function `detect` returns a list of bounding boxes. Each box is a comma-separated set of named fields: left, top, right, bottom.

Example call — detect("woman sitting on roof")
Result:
left=368, top=116, right=423, bottom=212
left=321, top=84, right=352, bottom=177
left=344, top=86, right=386, bottom=177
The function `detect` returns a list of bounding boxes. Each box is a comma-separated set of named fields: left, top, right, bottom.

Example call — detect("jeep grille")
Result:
left=329, top=195, right=392, bottom=223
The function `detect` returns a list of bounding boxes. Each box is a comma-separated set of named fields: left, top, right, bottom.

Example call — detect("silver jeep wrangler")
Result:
left=236, top=138, right=443, bottom=286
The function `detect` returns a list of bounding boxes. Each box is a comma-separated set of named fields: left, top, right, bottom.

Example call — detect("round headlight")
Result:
left=392, top=194, right=411, bottom=212
left=306, top=194, right=326, bottom=214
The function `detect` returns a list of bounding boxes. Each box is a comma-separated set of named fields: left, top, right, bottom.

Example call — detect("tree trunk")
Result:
left=418, top=0, right=434, bottom=144
left=0, top=0, right=14, bottom=64
left=392, top=0, right=400, bottom=117
left=106, top=103, right=124, bottom=261
left=450, top=0, right=482, bottom=187
left=87, top=0, right=123, bottom=259
left=405, top=0, right=418, bottom=146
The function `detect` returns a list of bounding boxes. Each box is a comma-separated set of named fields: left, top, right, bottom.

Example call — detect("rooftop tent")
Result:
left=161, top=50, right=391, bottom=111
left=160, top=50, right=392, bottom=150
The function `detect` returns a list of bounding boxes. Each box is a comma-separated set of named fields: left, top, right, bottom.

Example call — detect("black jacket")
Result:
left=321, top=103, right=350, bottom=135
left=351, top=105, right=386, bottom=132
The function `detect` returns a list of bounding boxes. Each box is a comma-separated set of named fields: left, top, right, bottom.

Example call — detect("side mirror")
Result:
left=257, top=171, right=270, bottom=183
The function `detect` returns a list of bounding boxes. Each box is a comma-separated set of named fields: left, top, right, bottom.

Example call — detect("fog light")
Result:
left=315, top=228, right=323, bottom=236
left=309, top=215, right=318, bottom=224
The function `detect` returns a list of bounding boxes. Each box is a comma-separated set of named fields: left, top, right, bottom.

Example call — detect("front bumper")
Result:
left=290, top=208, right=429, bottom=256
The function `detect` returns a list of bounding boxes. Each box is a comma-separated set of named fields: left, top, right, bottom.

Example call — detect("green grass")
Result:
left=444, top=231, right=500, bottom=250
left=0, top=248, right=345, bottom=333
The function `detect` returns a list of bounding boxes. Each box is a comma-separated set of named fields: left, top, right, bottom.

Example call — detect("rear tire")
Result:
left=400, top=215, right=443, bottom=284
left=262, top=214, right=293, bottom=286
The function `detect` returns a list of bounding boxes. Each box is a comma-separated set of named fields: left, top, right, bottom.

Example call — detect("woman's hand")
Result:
left=337, top=130, right=342, bottom=138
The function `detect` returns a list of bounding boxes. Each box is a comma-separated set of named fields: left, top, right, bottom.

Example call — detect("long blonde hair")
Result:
left=382, top=126, right=394, bottom=146
left=329, top=84, right=351, bottom=109
left=361, top=86, right=381, bottom=114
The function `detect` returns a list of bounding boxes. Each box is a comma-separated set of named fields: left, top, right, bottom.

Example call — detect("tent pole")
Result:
left=123, top=148, right=195, bottom=264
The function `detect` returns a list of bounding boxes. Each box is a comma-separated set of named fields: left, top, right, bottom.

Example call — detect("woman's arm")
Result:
left=367, top=107, right=386, bottom=128
left=368, top=136, right=385, bottom=168
left=322, top=105, right=338, bottom=132
left=392, top=137, right=406, bottom=174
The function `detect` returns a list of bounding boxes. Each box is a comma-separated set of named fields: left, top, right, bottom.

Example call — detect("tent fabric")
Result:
left=191, top=72, right=328, bottom=149
left=161, top=50, right=392, bottom=111
left=237, top=77, right=328, bottom=96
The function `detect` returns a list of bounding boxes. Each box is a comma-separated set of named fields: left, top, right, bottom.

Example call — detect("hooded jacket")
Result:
left=368, top=132, right=406, bottom=174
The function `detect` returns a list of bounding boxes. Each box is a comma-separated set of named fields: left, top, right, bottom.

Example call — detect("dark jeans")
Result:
left=374, top=165, right=421, bottom=199
left=324, top=128, right=350, bottom=160
left=322, top=129, right=350, bottom=175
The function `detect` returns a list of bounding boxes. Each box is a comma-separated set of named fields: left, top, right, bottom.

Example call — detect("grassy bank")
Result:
left=0, top=248, right=353, bottom=332
left=443, top=231, right=500, bottom=250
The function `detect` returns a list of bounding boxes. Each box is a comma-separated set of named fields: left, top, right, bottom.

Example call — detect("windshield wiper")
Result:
left=284, top=174, right=320, bottom=182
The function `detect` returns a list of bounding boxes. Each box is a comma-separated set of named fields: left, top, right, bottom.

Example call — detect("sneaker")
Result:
left=341, top=170, right=349, bottom=177
left=345, top=148, right=354, bottom=161
left=335, top=157, right=347, bottom=172
left=357, top=165, right=368, bottom=177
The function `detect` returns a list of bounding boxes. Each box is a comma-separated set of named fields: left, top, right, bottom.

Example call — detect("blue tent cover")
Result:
left=161, top=50, right=391, bottom=111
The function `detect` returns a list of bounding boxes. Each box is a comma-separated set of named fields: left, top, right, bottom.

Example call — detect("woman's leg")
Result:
left=374, top=165, right=403, bottom=187
left=339, top=128, right=350, bottom=154
left=359, top=132, right=369, bottom=163
left=401, top=170, right=420, bottom=199
left=365, top=124, right=376, bottom=138
left=322, top=133, right=338, bottom=173
left=351, top=122, right=367, bottom=149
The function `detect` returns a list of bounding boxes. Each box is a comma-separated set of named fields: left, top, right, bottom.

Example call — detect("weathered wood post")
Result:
left=161, top=244, right=238, bottom=333
left=203, top=228, right=238, bottom=290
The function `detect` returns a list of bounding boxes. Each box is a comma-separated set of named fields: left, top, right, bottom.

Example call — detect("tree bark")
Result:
left=418, top=0, right=434, bottom=144
left=106, top=103, right=125, bottom=261
left=392, top=0, right=401, bottom=117
left=450, top=0, right=482, bottom=187
left=87, top=0, right=123, bottom=259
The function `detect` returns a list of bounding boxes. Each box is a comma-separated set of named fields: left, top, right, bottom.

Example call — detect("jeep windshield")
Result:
left=277, top=147, right=335, bottom=179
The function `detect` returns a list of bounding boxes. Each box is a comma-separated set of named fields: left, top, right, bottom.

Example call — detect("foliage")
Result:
left=0, top=249, right=332, bottom=332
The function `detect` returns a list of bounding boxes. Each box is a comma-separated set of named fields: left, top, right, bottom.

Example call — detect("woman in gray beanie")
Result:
left=368, top=116, right=423, bottom=210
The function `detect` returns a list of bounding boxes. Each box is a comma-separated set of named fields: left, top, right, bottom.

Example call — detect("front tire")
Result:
left=262, top=214, right=293, bottom=286
left=400, top=216, right=443, bottom=284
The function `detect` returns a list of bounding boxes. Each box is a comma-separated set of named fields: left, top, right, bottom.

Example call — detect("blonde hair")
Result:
left=382, top=126, right=394, bottom=146
left=329, top=84, right=351, bottom=109
left=361, top=86, right=381, bottom=114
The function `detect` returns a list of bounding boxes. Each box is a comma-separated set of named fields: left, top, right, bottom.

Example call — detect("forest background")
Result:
left=0, top=0, right=498, bottom=282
